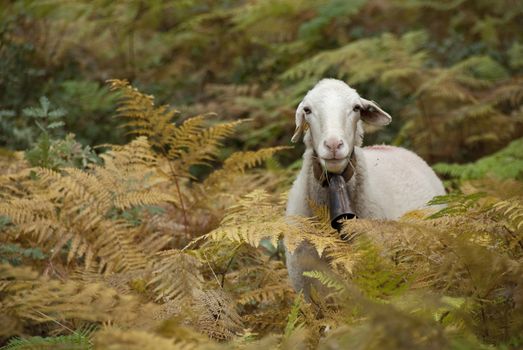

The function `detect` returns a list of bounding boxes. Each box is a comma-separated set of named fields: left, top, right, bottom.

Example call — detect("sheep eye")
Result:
left=353, top=105, right=362, bottom=112
left=303, top=107, right=312, bottom=115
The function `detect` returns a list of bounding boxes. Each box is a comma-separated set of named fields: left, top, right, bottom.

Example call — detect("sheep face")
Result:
left=292, top=79, right=392, bottom=174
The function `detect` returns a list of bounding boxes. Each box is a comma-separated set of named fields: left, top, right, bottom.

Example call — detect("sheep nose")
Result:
left=324, top=138, right=344, bottom=151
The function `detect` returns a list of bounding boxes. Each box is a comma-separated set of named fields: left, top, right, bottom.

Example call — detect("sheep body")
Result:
left=286, top=142, right=445, bottom=220
left=285, top=79, right=445, bottom=297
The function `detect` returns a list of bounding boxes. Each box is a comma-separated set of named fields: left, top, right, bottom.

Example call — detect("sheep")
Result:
left=285, top=78, right=445, bottom=299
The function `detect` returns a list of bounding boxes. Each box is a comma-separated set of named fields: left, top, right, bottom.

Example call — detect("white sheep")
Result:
left=285, top=78, right=445, bottom=298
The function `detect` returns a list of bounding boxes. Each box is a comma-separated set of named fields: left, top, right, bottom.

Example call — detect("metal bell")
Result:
left=328, top=174, right=356, bottom=231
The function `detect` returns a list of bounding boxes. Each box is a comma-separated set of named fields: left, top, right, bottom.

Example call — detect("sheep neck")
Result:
left=312, top=150, right=356, bottom=187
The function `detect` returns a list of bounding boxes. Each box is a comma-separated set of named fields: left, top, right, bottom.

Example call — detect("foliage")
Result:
left=4, top=96, right=100, bottom=170
left=434, top=137, right=523, bottom=181
left=0, top=5, right=522, bottom=348
left=0, top=81, right=291, bottom=347
left=2, top=329, right=92, bottom=350
left=1, top=0, right=522, bottom=163
left=0, top=243, right=46, bottom=266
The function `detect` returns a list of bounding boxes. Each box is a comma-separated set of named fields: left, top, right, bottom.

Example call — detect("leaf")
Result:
left=47, top=121, right=65, bottom=129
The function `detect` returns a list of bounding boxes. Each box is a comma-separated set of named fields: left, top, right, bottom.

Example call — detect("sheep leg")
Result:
left=285, top=240, right=333, bottom=303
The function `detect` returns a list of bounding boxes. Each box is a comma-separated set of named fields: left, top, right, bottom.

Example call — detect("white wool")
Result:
left=285, top=79, right=445, bottom=298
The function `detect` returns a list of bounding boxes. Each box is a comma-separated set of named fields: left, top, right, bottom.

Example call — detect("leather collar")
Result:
left=312, top=151, right=357, bottom=187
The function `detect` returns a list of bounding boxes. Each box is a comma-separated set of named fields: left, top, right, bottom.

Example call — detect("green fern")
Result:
left=1, top=327, right=94, bottom=350
left=434, top=137, right=523, bottom=180
left=302, top=271, right=344, bottom=293
left=283, top=293, right=304, bottom=339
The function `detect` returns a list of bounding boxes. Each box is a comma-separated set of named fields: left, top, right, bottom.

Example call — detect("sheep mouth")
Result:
left=323, top=158, right=347, bottom=164
left=320, top=157, right=349, bottom=174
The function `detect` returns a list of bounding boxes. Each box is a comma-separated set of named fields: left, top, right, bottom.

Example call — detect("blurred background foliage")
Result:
left=1, top=0, right=522, bottom=165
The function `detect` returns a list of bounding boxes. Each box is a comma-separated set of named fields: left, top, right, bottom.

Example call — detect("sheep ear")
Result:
left=291, top=101, right=305, bottom=143
left=360, top=98, right=391, bottom=126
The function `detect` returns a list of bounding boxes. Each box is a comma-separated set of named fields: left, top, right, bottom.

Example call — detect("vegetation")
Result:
left=0, top=1, right=522, bottom=349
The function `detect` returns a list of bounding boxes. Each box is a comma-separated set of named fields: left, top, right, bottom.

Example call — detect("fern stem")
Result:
left=171, top=170, right=190, bottom=236
left=159, top=146, right=190, bottom=237
left=220, top=245, right=241, bottom=288
left=203, top=252, right=222, bottom=288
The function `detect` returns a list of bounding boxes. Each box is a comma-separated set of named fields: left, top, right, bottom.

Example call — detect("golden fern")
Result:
left=107, top=79, right=177, bottom=148
left=232, top=256, right=293, bottom=307
left=492, top=197, right=523, bottom=252
left=0, top=264, right=158, bottom=337
left=0, top=139, right=175, bottom=273
left=167, top=119, right=245, bottom=178
left=148, top=250, right=204, bottom=302
left=108, top=79, right=247, bottom=180
left=192, top=189, right=344, bottom=260
left=203, top=146, right=290, bottom=189
left=192, top=289, right=243, bottom=341
left=105, top=80, right=287, bottom=250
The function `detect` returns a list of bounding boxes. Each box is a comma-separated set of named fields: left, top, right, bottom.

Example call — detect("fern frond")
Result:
left=433, top=137, right=523, bottom=180
left=283, top=293, right=305, bottom=339
left=114, top=190, right=176, bottom=211
left=281, top=31, right=428, bottom=87
left=192, top=289, right=243, bottom=341
left=148, top=250, right=204, bottom=302
left=238, top=284, right=291, bottom=305
left=101, top=137, right=159, bottom=168
left=493, top=198, right=523, bottom=232
left=2, top=331, right=93, bottom=350
left=302, top=271, right=344, bottom=292
left=204, top=146, right=289, bottom=188
left=107, top=79, right=177, bottom=149
left=201, top=220, right=287, bottom=249
left=0, top=144, right=171, bottom=273
left=0, top=198, right=56, bottom=225
left=169, top=119, right=245, bottom=177
left=490, top=76, right=523, bottom=107
left=190, top=189, right=342, bottom=261
left=0, top=264, right=157, bottom=334
left=428, top=192, right=486, bottom=218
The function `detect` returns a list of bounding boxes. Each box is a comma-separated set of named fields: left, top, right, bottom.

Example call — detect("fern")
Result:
left=203, top=146, right=290, bottom=188
left=0, top=264, right=158, bottom=334
left=283, top=294, right=304, bottom=339
left=302, top=271, right=344, bottom=293
left=192, top=289, right=243, bottom=341
left=3, top=1, right=523, bottom=347
left=0, top=243, right=46, bottom=266
left=281, top=31, right=428, bottom=86
left=192, top=189, right=341, bottom=259
left=434, top=137, right=523, bottom=180
left=0, top=140, right=174, bottom=273
left=1, top=327, right=94, bottom=350
left=428, top=192, right=486, bottom=218
left=108, top=79, right=246, bottom=180
left=147, top=250, right=204, bottom=302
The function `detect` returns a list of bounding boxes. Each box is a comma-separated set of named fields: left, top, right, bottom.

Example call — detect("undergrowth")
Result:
left=0, top=81, right=522, bottom=349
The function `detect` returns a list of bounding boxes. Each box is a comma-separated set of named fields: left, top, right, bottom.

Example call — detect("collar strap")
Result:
left=313, top=151, right=356, bottom=187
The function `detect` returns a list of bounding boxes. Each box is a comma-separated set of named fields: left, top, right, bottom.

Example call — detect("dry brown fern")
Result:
left=148, top=250, right=204, bottom=302
left=108, top=79, right=246, bottom=180
left=0, top=264, right=159, bottom=338
left=107, top=79, right=288, bottom=247
left=0, top=139, right=174, bottom=273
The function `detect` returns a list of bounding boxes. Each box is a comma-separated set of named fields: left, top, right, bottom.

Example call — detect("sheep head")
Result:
left=292, top=79, right=392, bottom=174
